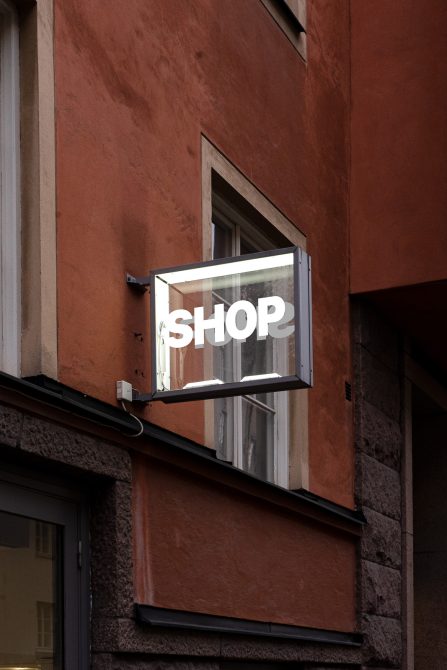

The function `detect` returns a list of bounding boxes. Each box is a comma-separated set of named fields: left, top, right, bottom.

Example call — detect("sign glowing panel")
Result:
left=151, top=247, right=312, bottom=402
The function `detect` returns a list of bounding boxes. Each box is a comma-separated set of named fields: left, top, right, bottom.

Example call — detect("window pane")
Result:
left=211, top=212, right=284, bottom=481
left=242, top=397, right=274, bottom=481
left=0, top=512, right=62, bottom=670
left=214, top=396, right=234, bottom=461
left=240, top=237, right=261, bottom=255
left=254, top=390, right=275, bottom=410
left=240, top=238, right=257, bottom=255
left=212, top=221, right=233, bottom=259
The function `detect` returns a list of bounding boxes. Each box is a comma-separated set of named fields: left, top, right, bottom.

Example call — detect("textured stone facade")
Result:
left=0, top=395, right=362, bottom=669
left=353, top=299, right=404, bottom=669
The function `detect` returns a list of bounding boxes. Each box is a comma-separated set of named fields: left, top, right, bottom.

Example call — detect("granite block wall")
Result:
left=353, top=299, right=404, bottom=669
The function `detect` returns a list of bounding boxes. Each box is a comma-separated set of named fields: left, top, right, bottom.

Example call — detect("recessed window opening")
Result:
left=202, top=136, right=309, bottom=491
left=212, top=187, right=291, bottom=486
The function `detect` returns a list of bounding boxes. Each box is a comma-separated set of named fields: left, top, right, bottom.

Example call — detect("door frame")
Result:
left=403, top=353, right=447, bottom=670
left=0, top=465, right=89, bottom=669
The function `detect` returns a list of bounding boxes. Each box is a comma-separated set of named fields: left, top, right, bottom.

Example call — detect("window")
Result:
left=0, top=0, right=20, bottom=375
left=281, top=0, right=306, bottom=28
left=202, top=137, right=309, bottom=490
left=212, top=192, right=290, bottom=486
left=260, top=0, right=307, bottom=59
left=36, top=601, right=54, bottom=651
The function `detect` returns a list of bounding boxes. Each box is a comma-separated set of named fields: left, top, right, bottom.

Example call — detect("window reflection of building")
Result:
left=0, top=514, right=58, bottom=670
left=35, top=522, right=53, bottom=558
left=37, top=601, right=54, bottom=651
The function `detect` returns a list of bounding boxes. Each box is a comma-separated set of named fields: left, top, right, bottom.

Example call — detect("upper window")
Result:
left=261, top=0, right=307, bottom=60
left=0, top=0, right=20, bottom=375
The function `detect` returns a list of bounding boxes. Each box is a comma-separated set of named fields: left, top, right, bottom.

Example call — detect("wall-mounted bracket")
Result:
left=132, top=390, right=153, bottom=404
left=117, top=379, right=152, bottom=405
left=126, top=273, right=151, bottom=293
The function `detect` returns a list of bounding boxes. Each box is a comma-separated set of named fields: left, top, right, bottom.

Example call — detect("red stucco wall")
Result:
left=350, top=0, right=447, bottom=293
left=54, top=0, right=353, bottom=507
left=133, top=454, right=357, bottom=631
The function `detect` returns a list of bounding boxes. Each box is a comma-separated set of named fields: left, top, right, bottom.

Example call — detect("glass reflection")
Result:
left=0, top=512, right=62, bottom=670
left=156, top=256, right=295, bottom=392
left=242, top=395, right=274, bottom=480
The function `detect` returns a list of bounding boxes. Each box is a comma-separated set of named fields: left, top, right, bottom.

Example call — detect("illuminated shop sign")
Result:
left=130, top=247, right=312, bottom=402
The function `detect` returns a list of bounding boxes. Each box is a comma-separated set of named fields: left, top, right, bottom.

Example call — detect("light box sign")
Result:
left=147, top=247, right=312, bottom=402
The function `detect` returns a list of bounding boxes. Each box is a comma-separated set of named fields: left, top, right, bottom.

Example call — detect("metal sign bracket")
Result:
left=126, top=273, right=151, bottom=293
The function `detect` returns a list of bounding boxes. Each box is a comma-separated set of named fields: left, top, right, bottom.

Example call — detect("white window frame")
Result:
left=0, top=0, right=20, bottom=376
left=260, top=0, right=307, bottom=60
left=212, top=197, right=289, bottom=487
left=202, top=136, right=309, bottom=490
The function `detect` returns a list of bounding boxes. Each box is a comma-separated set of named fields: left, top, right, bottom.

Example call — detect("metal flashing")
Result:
left=135, top=604, right=362, bottom=646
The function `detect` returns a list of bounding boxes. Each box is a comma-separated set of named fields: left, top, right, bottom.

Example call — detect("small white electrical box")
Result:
left=116, top=380, right=133, bottom=402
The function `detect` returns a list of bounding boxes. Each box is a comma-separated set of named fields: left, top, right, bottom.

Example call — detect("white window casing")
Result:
left=202, top=136, right=309, bottom=490
left=212, top=200, right=290, bottom=487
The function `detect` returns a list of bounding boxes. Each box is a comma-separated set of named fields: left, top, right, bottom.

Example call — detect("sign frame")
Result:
left=130, top=246, right=312, bottom=403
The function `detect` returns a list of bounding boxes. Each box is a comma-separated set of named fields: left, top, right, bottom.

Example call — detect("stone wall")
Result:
left=353, top=299, right=404, bottom=669
left=0, top=392, right=363, bottom=669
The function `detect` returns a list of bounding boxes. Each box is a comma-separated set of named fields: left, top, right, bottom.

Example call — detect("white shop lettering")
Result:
left=164, top=296, right=294, bottom=349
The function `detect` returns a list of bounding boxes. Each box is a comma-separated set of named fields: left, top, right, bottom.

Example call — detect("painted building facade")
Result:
left=0, top=0, right=445, bottom=668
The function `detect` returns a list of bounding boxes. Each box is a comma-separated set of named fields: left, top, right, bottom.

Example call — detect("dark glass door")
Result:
left=0, top=472, right=87, bottom=670
left=0, top=513, right=62, bottom=669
